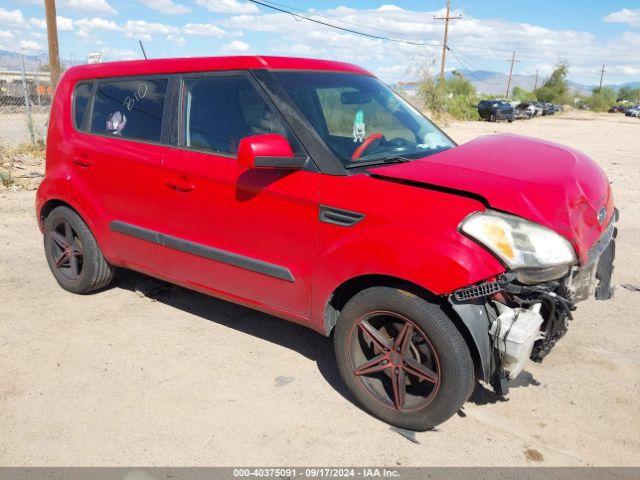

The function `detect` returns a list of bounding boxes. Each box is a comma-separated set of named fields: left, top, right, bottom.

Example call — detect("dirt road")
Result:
left=1, top=112, right=639, bottom=466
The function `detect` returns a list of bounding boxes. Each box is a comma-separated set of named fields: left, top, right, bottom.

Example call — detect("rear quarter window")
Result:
left=73, top=82, right=94, bottom=131
left=90, top=77, right=168, bottom=142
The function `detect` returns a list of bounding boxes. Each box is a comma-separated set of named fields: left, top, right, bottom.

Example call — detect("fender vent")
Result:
left=319, top=206, right=365, bottom=227
left=453, top=278, right=502, bottom=301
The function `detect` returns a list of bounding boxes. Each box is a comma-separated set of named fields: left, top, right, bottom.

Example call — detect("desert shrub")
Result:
left=420, top=73, right=480, bottom=121
left=584, top=87, right=617, bottom=112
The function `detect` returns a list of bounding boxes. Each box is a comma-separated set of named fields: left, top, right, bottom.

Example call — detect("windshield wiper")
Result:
left=345, top=155, right=412, bottom=169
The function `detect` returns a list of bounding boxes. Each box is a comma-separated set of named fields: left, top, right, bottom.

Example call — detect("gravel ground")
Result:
left=0, top=111, right=639, bottom=466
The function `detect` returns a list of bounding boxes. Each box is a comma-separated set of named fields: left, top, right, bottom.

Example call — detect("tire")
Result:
left=490, top=113, right=496, bottom=122
left=334, top=287, right=474, bottom=431
left=44, top=206, right=115, bottom=294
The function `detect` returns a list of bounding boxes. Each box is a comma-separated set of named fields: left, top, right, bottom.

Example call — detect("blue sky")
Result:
left=1, top=0, right=639, bottom=85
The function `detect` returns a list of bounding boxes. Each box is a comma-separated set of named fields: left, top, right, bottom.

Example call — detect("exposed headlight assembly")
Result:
left=461, top=211, right=577, bottom=284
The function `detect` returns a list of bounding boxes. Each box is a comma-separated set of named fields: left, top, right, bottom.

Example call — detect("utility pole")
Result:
left=434, top=0, right=461, bottom=85
left=44, top=0, right=62, bottom=91
left=505, top=50, right=520, bottom=99
left=534, top=69, right=539, bottom=90
left=598, top=64, right=606, bottom=91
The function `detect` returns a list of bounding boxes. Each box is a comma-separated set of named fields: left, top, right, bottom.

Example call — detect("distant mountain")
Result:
left=448, top=69, right=638, bottom=96
left=615, top=81, right=640, bottom=90
left=0, top=49, right=79, bottom=72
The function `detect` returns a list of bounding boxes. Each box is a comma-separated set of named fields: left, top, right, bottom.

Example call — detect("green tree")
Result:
left=584, top=86, right=617, bottom=112
left=419, top=75, right=446, bottom=117
left=419, top=69, right=479, bottom=120
left=512, top=86, right=536, bottom=102
left=446, top=71, right=476, bottom=96
left=617, top=86, right=640, bottom=102
left=444, top=73, right=479, bottom=120
left=535, top=61, right=571, bottom=104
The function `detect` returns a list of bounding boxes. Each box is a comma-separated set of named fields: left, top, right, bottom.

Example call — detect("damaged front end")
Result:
left=450, top=211, right=617, bottom=396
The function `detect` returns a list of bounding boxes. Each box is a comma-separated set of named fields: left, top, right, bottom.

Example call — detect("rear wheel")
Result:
left=490, top=113, right=496, bottom=122
left=44, top=206, right=114, bottom=294
left=334, top=287, right=474, bottom=431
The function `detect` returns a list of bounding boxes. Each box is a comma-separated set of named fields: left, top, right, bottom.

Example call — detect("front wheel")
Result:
left=334, top=287, right=474, bottom=431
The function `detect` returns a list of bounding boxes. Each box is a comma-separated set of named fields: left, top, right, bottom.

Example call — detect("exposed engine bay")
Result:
left=450, top=214, right=617, bottom=396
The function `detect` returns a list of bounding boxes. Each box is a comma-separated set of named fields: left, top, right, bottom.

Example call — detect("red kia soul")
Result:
left=37, top=56, right=617, bottom=430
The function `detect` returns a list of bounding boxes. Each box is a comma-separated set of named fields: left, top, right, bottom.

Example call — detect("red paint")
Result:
left=237, top=134, right=294, bottom=169
left=371, top=134, right=615, bottom=264
left=37, top=56, right=613, bottom=335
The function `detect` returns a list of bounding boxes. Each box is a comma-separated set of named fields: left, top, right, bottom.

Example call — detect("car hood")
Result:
left=369, top=134, right=614, bottom=263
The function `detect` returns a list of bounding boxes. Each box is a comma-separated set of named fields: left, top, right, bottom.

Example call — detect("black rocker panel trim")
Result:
left=110, top=220, right=295, bottom=282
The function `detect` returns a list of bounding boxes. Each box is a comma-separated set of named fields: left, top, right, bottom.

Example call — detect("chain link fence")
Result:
left=0, top=69, right=52, bottom=148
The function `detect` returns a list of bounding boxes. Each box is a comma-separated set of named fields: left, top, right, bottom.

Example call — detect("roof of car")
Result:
left=63, top=55, right=373, bottom=81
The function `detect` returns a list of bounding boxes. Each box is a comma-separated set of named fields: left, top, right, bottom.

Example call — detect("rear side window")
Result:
left=73, top=82, right=93, bottom=131
left=90, top=77, right=168, bottom=142
left=180, top=75, right=302, bottom=155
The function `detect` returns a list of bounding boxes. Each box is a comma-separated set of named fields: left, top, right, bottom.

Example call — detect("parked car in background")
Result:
left=37, top=55, right=617, bottom=431
left=625, top=106, right=640, bottom=117
left=532, top=103, right=545, bottom=116
left=514, top=102, right=535, bottom=120
left=608, top=105, right=625, bottom=113
left=535, top=102, right=550, bottom=115
left=477, top=100, right=514, bottom=122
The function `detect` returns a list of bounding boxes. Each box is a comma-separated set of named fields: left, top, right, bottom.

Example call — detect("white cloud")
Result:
left=221, top=40, right=250, bottom=53
left=0, top=30, right=13, bottom=39
left=30, top=16, right=74, bottom=32
left=0, top=8, right=26, bottom=27
left=167, top=34, right=186, bottom=46
left=20, top=40, right=43, bottom=51
left=100, top=47, right=139, bottom=61
left=604, top=8, right=640, bottom=27
left=221, top=5, right=640, bottom=84
left=195, top=0, right=258, bottom=15
left=183, top=23, right=226, bottom=37
left=140, top=0, right=190, bottom=15
left=75, top=17, right=120, bottom=31
left=59, top=0, right=117, bottom=15
left=123, top=20, right=178, bottom=41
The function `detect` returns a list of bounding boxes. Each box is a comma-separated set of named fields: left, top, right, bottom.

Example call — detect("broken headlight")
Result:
left=460, top=211, right=577, bottom=284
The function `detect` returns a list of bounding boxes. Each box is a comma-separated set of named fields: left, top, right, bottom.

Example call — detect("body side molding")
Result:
left=110, top=220, right=295, bottom=282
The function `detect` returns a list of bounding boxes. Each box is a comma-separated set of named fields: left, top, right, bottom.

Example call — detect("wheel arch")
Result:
left=323, top=273, right=485, bottom=381
left=38, top=197, right=114, bottom=262
left=39, top=198, right=77, bottom=229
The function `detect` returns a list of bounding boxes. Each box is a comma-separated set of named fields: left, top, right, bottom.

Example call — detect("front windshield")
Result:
left=271, top=72, right=454, bottom=167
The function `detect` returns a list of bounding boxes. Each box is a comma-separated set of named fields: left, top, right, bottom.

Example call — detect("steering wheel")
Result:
left=352, top=133, right=384, bottom=160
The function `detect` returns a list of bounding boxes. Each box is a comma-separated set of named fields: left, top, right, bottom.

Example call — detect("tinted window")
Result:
left=181, top=75, right=302, bottom=155
left=90, top=77, right=168, bottom=142
left=73, top=82, right=93, bottom=131
left=273, top=72, right=452, bottom=166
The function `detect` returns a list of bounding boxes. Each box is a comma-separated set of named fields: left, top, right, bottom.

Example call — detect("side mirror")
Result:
left=237, top=134, right=307, bottom=170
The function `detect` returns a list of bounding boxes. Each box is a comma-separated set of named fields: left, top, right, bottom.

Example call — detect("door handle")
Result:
left=166, top=176, right=195, bottom=193
left=72, top=152, right=93, bottom=168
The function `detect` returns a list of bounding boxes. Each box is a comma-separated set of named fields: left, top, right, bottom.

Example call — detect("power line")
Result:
left=252, top=0, right=433, bottom=38
left=447, top=46, right=494, bottom=86
left=247, top=0, right=441, bottom=47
